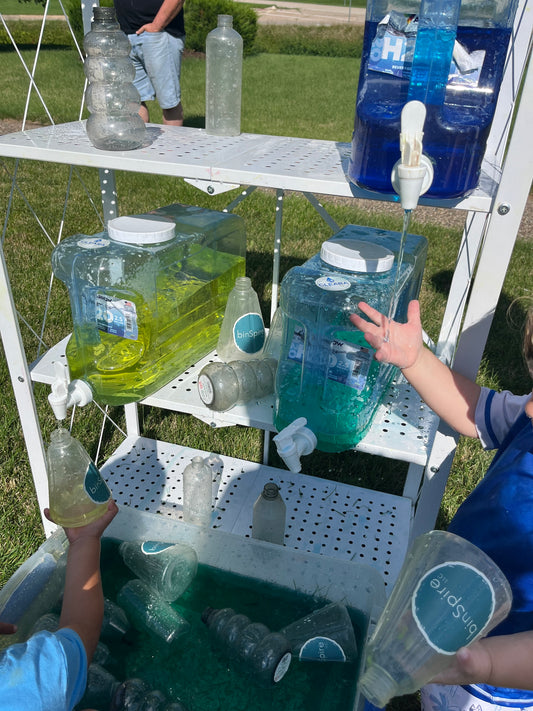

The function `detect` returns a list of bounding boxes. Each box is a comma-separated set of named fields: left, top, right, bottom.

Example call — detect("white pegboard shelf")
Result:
left=0, top=121, right=498, bottom=212
left=100, top=436, right=412, bottom=590
left=30, top=336, right=440, bottom=467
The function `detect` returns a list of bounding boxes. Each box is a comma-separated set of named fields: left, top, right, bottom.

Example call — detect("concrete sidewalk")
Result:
left=234, top=0, right=365, bottom=26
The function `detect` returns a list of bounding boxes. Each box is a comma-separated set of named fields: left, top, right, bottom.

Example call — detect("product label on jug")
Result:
left=315, top=276, right=351, bottom=292
left=77, top=237, right=110, bottom=250
left=327, top=340, right=373, bottom=392
left=198, top=375, right=215, bottom=405
left=84, top=462, right=111, bottom=503
left=96, top=293, right=139, bottom=340
left=232, top=313, right=265, bottom=354
left=299, top=637, right=346, bottom=662
left=141, top=541, right=173, bottom=555
left=288, top=327, right=305, bottom=362
left=412, top=562, right=496, bottom=654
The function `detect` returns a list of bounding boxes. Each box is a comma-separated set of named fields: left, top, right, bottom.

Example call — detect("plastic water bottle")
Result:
left=252, top=483, right=286, bottom=545
left=198, top=357, right=277, bottom=411
left=202, top=606, right=292, bottom=686
left=46, top=427, right=111, bottom=527
left=205, top=15, right=243, bottom=136
left=217, top=277, right=265, bottom=362
left=83, top=6, right=146, bottom=150
left=182, top=456, right=213, bottom=527
left=118, top=540, right=198, bottom=602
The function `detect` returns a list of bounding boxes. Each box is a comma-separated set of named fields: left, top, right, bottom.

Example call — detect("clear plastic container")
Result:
left=52, top=204, right=246, bottom=405
left=216, top=276, right=265, bottom=362
left=274, top=224, right=427, bottom=452
left=202, top=606, right=292, bottom=686
left=205, top=15, right=243, bottom=136
left=46, top=426, right=111, bottom=527
left=182, top=456, right=213, bottom=527
left=198, top=357, right=277, bottom=411
left=252, top=483, right=286, bottom=545
left=119, top=540, right=198, bottom=602
left=348, top=0, right=519, bottom=197
left=83, top=6, right=146, bottom=150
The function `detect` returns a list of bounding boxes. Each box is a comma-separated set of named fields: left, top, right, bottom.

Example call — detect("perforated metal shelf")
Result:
left=100, top=436, right=412, bottom=590
left=0, top=121, right=497, bottom=211
left=31, top=338, right=440, bottom=467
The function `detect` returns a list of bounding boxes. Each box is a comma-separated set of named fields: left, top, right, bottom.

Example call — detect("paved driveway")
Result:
left=234, top=0, right=365, bottom=25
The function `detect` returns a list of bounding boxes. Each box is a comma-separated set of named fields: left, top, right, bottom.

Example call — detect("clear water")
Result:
left=349, top=24, right=512, bottom=197
left=385, top=210, right=411, bottom=341
left=95, top=539, right=366, bottom=711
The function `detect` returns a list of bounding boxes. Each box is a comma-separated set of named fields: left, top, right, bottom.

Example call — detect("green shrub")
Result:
left=0, top=19, right=74, bottom=47
left=184, top=0, right=257, bottom=56
left=64, top=0, right=114, bottom=45
left=254, top=24, right=364, bottom=58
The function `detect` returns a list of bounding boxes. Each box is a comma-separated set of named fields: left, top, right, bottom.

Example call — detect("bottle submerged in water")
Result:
left=202, top=606, right=292, bottom=686
left=83, top=6, right=146, bottom=150
left=46, top=427, right=111, bottom=527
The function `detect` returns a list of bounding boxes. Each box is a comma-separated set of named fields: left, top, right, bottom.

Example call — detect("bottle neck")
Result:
left=218, top=14, right=233, bottom=29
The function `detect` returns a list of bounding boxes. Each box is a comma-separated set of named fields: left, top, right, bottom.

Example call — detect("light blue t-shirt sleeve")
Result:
left=474, top=386, right=531, bottom=449
left=0, top=628, right=87, bottom=711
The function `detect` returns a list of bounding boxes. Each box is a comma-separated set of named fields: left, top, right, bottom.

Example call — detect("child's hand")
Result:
left=44, top=500, right=119, bottom=545
left=350, top=299, right=423, bottom=371
left=429, top=641, right=493, bottom=685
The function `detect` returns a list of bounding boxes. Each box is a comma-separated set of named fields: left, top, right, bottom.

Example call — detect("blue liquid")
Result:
left=349, top=23, right=512, bottom=197
left=407, top=27, right=457, bottom=105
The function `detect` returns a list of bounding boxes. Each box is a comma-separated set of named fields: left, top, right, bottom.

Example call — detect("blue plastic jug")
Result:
left=274, top=225, right=427, bottom=452
left=349, top=0, right=518, bottom=198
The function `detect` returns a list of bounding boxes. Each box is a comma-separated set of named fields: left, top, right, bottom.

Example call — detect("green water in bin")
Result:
left=93, top=538, right=366, bottom=711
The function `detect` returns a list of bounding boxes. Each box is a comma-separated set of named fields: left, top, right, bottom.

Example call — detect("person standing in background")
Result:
left=113, top=0, right=185, bottom=126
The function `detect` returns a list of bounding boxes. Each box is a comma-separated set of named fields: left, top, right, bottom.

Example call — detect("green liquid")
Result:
left=67, top=256, right=245, bottom=405
left=99, top=539, right=366, bottom=711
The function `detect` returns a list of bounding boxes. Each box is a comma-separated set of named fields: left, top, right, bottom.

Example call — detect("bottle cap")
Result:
left=262, top=483, right=280, bottom=499
left=320, top=238, right=394, bottom=273
left=107, top=215, right=176, bottom=245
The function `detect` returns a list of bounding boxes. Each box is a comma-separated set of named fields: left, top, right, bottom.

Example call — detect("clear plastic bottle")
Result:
left=205, top=15, right=243, bottom=136
left=217, top=276, right=265, bottom=362
left=252, top=483, right=286, bottom=545
left=205, top=452, right=224, bottom=506
left=182, top=456, right=213, bottom=527
left=118, top=540, right=198, bottom=602
left=197, top=357, right=277, bottom=411
left=46, top=426, right=111, bottom=527
left=83, top=6, right=146, bottom=150
left=202, top=606, right=292, bottom=686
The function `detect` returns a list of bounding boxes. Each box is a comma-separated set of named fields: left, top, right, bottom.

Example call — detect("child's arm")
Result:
left=47, top=500, right=118, bottom=666
left=430, top=631, right=533, bottom=689
left=350, top=300, right=481, bottom=437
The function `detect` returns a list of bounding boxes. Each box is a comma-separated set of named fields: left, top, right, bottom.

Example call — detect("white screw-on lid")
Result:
left=320, top=238, right=394, bottom=273
left=107, top=215, right=176, bottom=245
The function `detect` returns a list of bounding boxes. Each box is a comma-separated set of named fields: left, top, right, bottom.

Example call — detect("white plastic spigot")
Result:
left=273, top=417, right=317, bottom=473
left=48, top=361, right=93, bottom=421
left=391, top=101, right=434, bottom=210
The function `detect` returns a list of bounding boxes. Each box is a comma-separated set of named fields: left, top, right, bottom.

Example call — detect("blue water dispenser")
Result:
left=349, top=0, right=518, bottom=198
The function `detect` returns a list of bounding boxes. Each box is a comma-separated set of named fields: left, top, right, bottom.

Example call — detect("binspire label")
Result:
left=412, top=562, right=495, bottom=654
left=232, top=312, right=265, bottom=354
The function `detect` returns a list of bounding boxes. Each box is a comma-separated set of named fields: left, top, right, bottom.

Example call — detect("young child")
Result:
left=0, top=500, right=118, bottom=711
left=350, top=300, right=533, bottom=710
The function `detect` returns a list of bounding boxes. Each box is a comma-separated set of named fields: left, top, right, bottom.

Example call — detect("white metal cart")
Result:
left=0, top=0, right=531, bottom=592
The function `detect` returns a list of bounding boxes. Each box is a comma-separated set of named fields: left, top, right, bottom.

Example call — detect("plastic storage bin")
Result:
left=52, top=204, right=246, bottom=405
left=274, top=225, right=427, bottom=452
left=348, top=0, right=519, bottom=198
